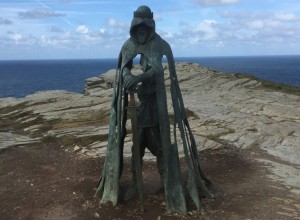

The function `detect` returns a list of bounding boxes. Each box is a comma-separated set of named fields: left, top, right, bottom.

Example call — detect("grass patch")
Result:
left=0, top=111, right=34, bottom=133
left=0, top=102, right=28, bottom=114
left=260, top=80, right=300, bottom=95
left=233, top=73, right=258, bottom=80
left=77, top=134, right=109, bottom=146
left=41, top=133, right=109, bottom=148
left=207, top=70, right=300, bottom=95
left=246, top=128, right=258, bottom=132
left=206, top=128, right=235, bottom=142
left=233, top=73, right=300, bottom=95
left=41, top=135, right=57, bottom=144
left=59, top=135, right=78, bottom=146
left=185, top=108, right=199, bottom=119
left=168, top=108, right=199, bottom=122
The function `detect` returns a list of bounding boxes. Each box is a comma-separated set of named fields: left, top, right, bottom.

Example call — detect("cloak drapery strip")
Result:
left=95, top=35, right=212, bottom=215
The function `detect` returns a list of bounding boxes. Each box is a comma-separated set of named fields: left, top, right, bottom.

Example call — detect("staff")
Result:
left=127, top=91, right=144, bottom=212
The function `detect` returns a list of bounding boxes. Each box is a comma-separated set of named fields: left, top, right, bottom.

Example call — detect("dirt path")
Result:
left=0, top=144, right=299, bottom=220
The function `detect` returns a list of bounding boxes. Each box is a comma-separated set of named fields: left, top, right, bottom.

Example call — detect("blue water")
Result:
left=0, top=55, right=299, bottom=98
left=0, top=59, right=116, bottom=98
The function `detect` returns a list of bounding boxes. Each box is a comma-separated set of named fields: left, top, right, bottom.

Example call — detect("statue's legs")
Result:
left=125, top=124, right=163, bottom=200
left=144, top=125, right=164, bottom=184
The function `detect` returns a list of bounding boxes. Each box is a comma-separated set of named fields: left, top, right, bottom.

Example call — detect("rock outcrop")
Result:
left=0, top=62, right=299, bottom=191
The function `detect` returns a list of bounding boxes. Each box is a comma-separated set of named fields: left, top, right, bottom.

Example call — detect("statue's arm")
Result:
left=136, top=67, right=156, bottom=84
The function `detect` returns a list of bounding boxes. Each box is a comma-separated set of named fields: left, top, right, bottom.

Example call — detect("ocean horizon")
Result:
left=0, top=55, right=299, bottom=98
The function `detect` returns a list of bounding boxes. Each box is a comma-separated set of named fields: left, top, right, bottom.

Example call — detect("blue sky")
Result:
left=1, top=0, right=300, bottom=60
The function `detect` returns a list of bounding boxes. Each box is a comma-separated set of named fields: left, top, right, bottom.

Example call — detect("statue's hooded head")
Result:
left=130, top=5, right=155, bottom=44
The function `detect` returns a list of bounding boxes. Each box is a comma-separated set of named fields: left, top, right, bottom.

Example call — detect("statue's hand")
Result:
left=124, top=74, right=139, bottom=89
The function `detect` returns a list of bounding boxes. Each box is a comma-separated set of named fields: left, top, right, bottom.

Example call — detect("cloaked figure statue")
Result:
left=95, top=5, right=213, bottom=215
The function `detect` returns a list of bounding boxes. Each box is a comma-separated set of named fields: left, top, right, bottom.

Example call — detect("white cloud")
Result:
left=40, top=32, right=73, bottom=47
left=8, top=32, right=22, bottom=44
left=165, top=7, right=300, bottom=56
left=192, top=0, right=240, bottom=5
left=82, top=33, right=103, bottom=44
left=107, top=18, right=118, bottom=27
left=274, top=12, right=300, bottom=22
left=247, top=20, right=264, bottom=29
left=76, top=25, right=89, bottom=34
left=4, top=31, right=37, bottom=47
left=107, top=18, right=128, bottom=29
left=216, top=10, right=300, bottom=43
left=19, top=9, right=65, bottom=19
left=195, top=20, right=217, bottom=40
left=154, top=13, right=162, bottom=21
left=181, top=19, right=218, bottom=43
left=57, top=31, right=71, bottom=42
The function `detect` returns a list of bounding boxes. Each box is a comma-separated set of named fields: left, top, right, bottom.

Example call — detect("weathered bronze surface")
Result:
left=127, top=92, right=144, bottom=212
left=95, top=5, right=213, bottom=215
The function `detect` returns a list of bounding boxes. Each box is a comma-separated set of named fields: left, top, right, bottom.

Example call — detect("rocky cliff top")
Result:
left=0, top=62, right=299, bottom=193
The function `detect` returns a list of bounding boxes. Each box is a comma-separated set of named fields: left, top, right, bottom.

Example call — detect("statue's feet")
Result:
left=124, top=183, right=137, bottom=200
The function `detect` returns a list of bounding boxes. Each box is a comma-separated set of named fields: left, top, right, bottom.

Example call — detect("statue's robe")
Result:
left=95, top=33, right=213, bottom=215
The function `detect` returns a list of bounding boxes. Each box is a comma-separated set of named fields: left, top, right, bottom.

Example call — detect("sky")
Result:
left=0, top=0, right=300, bottom=60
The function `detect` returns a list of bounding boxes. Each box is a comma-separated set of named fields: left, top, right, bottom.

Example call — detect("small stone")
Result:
left=73, top=145, right=81, bottom=152
left=94, top=212, right=100, bottom=218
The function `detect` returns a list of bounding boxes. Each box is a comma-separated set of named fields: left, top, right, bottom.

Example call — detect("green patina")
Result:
left=95, top=5, right=212, bottom=215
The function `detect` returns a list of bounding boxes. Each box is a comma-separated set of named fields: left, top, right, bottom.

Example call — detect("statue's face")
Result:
left=136, top=26, right=149, bottom=44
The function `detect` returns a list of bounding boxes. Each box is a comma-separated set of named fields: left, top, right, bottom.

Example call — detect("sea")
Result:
left=0, top=55, right=299, bottom=98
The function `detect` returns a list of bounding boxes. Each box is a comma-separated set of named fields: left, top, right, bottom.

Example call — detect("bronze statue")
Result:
left=95, top=5, right=213, bottom=215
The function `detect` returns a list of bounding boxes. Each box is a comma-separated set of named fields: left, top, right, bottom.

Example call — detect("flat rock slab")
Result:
left=0, top=62, right=299, bottom=196
left=0, top=132, right=39, bottom=149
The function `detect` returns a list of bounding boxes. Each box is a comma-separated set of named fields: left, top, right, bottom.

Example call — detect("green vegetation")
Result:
left=40, top=133, right=109, bottom=148
left=185, top=108, right=199, bottom=119
left=206, top=128, right=235, bottom=142
left=40, top=135, right=57, bottom=144
left=168, top=108, right=199, bottom=122
left=233, top=73, right=300, bottom=95
left=0, top=102, right=28, bottom=114
left=246, top=128, right=258, bottom=132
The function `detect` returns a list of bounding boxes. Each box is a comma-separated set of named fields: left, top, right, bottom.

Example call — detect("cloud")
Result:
left=107, top=18, right=117, bottom=27
left=216, top=10, right=300, bottom=44
left=274, top=12, right=300, bottom=22
left=194, top=19, right=217, bottom=39
left=59, top=0, right=73, bottom=3
left=19, top=9, right=65, bottom=19
left=192, top=0, right=240, bottom=5
left=76, top=25, right=89, bottom=34
left=180, top=19, right=218, bottom=44
left=50, top=26, right=65, bottom=33
left=247, top=20, right=264, bottom=29
left=8, top=32, right=22, bottom=44
left=0, top=17, right=13, bottom=25
left=154, top=13, right=162, bottom=21
left=5, top=31, right=37, bottom=46
left=165, top=8, right=300, bottom=56
left=107, top=18, right=128, bottom=29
